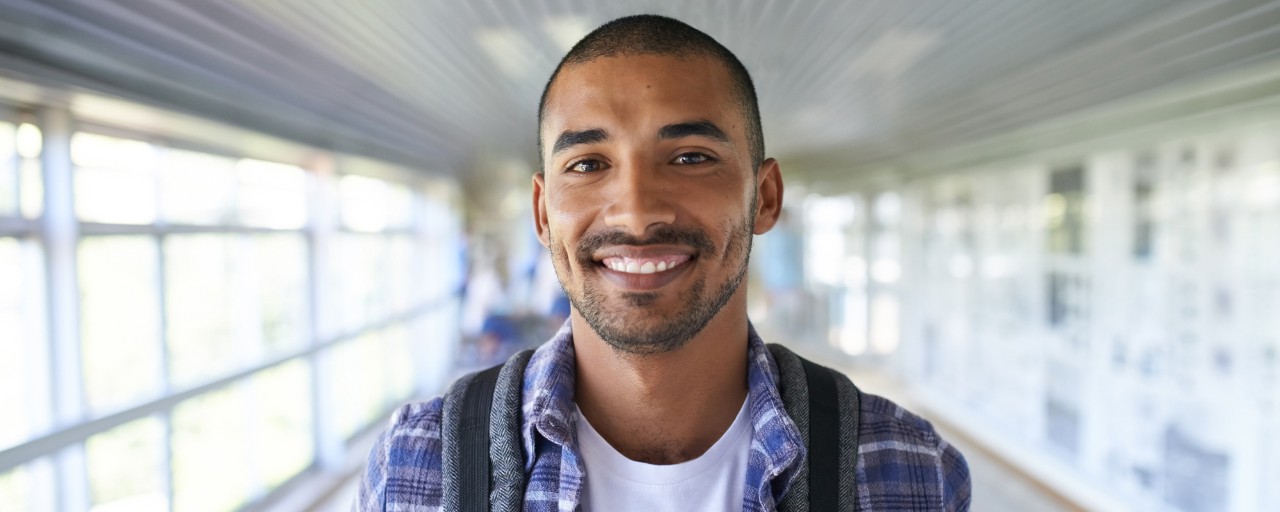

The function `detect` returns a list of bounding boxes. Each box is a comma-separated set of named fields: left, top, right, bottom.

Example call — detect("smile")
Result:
left=600, top=255, right=691, bottom=274
left=591, top=246, right=696, bottom=291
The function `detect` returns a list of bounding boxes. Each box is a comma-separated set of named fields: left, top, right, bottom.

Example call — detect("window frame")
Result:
left=0, top=109, right=464, bottom=512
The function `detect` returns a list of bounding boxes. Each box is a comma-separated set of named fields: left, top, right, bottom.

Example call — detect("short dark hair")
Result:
left=537, top=14, right=765, bottom=171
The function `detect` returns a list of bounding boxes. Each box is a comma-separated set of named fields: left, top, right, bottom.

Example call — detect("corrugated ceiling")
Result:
left=1, top=0, right=1277, bottom=190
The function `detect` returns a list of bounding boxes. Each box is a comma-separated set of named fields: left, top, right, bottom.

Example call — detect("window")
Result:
left=0, top=119, right=48, bottom=455
left=78, top=236, right=162, bottom=413
left=158, top=148, right=235, bottom=225
left=73, top=132, right=158, bottom=224
left=325, top=174, right=433, bottom=441
left=163, top=233, right=308, bottom=385
left=0, top=121, right=43, bottom=219
left=1046, top=166, right=1086, bottom=255
left=0, top=459, right=55, bottom=511
left=234, top=159, right=307, bottom=229
left=85, top=417, right=165, bottom=510
left=3, top=116, right=464, bottom=512
left=0, top=237, right=48, bottom=450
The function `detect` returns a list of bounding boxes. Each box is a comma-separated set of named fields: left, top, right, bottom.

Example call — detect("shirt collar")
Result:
left=519, top=319, right=806, bottom=498
left=743, top=322, right=806, bottom=506
left=521, top=319, right=578, bottom=469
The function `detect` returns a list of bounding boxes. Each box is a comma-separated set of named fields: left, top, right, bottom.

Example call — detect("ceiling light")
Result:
left=849, top=28, right=942, bottom=78
left=475, top=27, right=537, bottom=79
left=542, top=16, right=592, bottom=53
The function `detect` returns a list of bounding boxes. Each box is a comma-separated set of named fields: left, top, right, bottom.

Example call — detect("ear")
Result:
left=533, top=172, right=551, bottom=247
left=752, top=158, right=783, bottom=234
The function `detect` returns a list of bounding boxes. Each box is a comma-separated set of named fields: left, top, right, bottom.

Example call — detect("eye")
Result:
left=566, top=158, right=605, bottom=173
left=672, top=152, right=715, bottom=165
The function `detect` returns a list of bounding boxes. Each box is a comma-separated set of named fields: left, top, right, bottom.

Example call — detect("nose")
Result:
left=602, top=158, right=676, bottom=237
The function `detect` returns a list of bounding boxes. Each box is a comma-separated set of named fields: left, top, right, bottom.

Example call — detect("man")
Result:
left=360, top=15, right=970, bottom=511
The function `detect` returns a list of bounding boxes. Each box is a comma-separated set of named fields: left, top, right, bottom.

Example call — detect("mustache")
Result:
left=576, top=225, right=717, bottom=263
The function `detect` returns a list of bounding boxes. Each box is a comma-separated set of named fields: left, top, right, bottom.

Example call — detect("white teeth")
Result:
left=604, top=258, right=685, bottom=274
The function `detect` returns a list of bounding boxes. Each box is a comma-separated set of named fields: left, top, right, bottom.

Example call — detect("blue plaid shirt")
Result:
left=358, top=322, right=971, bottom=511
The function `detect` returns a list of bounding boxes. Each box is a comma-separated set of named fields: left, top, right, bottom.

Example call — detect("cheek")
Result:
left=547, top=192, right=599, bottom=243
left=546, top=209, right=588, bottom=268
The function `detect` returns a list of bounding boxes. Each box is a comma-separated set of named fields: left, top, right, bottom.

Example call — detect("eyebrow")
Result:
left=552, top=128, right=609, bottom=155
left=658, top=120, right=731, bottom=144
left=550, top=120, right=732, bottom=156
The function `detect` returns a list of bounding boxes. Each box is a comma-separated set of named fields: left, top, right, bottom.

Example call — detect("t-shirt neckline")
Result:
left=573, top=396, right=752, bottom=485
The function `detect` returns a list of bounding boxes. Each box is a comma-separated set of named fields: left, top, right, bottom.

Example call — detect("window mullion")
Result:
left=39, top=106, right=90, bottom=512
left=154, top=230, right=176, bottom=509
left=308, top=159, right=344, bottom=471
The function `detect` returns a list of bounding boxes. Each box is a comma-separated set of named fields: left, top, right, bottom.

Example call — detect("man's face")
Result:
left=534, top=53, right=781, bottom=354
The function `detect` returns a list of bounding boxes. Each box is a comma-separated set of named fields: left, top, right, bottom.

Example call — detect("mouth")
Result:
left=591, top=246, right=695, bottom=291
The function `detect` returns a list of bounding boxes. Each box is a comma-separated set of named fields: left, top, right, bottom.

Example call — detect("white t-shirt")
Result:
left=575, top=398, right=752, bottom=511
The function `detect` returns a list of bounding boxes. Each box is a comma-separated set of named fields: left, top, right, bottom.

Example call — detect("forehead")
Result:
left=542, top=54, right=742, bottom=137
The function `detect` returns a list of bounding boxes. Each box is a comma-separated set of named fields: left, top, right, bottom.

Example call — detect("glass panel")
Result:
left=79, top=236, right=162, bottom=413
left=328, top=334, right=386, bottom=439
left=339, top=175, right=413, bottom=232
left=804, top=196, right=859, bottom=286
left=0, top=121, right=14, bottom=156
left=172, top=386, right=251, bottom=512
left=249, top=234, right=308, bottom=352
left=0, top=459, right=55, bottom=512
left=12, top=123, right=41, bottom=219
left=389, top=235, right=415, bottom=314
left=166, top=234, right=309, bottom=384
left=160, top=148, right=235, bottom=225
left=235, top=159, right=306, bottom=229
left=0, top=237, right=47, bottom=450
left=86, top=417, right=165, bottom=512
left=1046, top=166, right=1086, bottom=254
left=73, top=133, right=157, bottom=224
left=869, top=292, right=901, bottom=354
left=334, top=234, right=390, bottom=333
left=385, top=324, right=414, bottom=401
left=14, top=123, right=41, bottom=160
left=19, top=158, right=41, bottom=219
left=0, top=122, right=14, bottom=217
left=250, top=360, right=313, bottom=488
left=165, top=234, right=238, bottom=385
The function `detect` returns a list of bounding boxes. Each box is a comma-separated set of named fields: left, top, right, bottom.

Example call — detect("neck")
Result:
left=572, top=293, right=750, bottom=465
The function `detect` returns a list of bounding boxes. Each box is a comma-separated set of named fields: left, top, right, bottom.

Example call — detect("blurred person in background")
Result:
left=360, top=14, right=969, bottom=511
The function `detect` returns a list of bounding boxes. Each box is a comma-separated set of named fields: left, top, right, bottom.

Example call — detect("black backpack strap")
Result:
left=458, top=363, right=504, bottom=512
left=834, top=365, right=862, bottom=511
left=801, top=357, right=840, bottom=512
left=443, top=349, right=534, bottom=512
left=769, top=344, right=862, bottom=512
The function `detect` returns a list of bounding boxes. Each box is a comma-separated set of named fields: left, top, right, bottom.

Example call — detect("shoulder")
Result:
left=356, top=398, right=447, bottom=511
left=856, top=392, right=941, bottom=449
left=380, top=397, right=447, bottom=457
left=855, top=392, right=972, bottom=511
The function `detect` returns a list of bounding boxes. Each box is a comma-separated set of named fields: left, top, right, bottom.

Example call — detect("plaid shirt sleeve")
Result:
left=856, top=393, right=972, bottom=511
left=356, top=398, right=446, bottom=512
